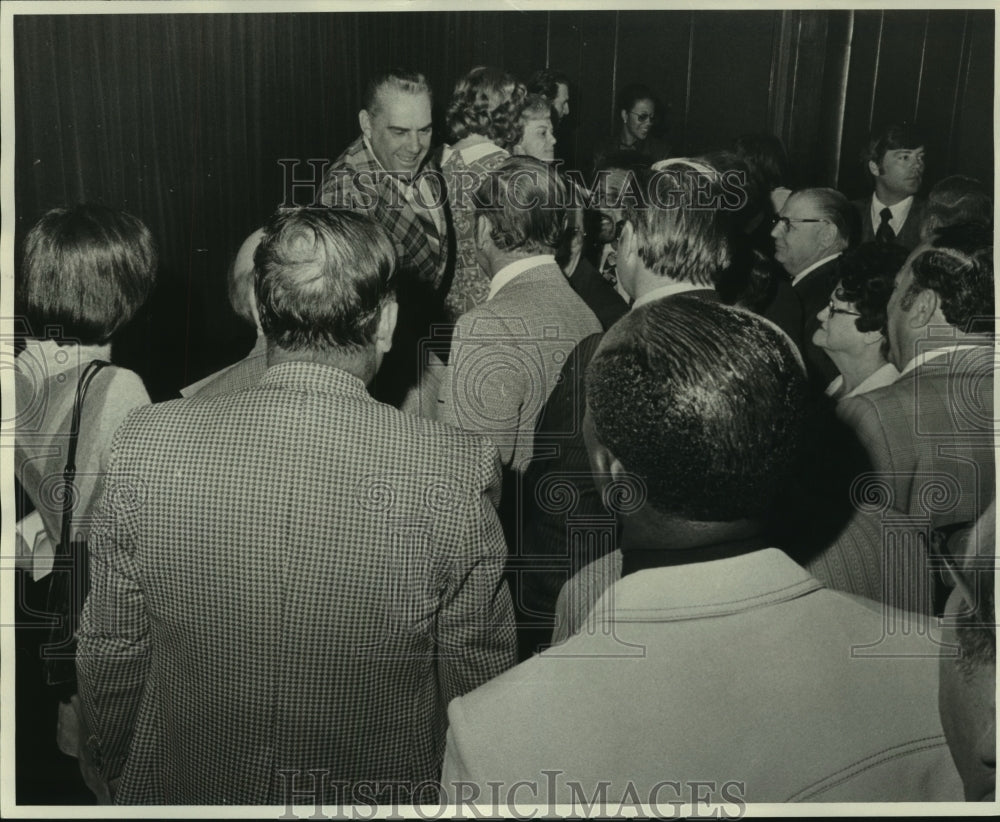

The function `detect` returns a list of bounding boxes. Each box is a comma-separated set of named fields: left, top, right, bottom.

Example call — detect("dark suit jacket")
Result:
left=77, top=362, right=516, bottom=804
left=852, top=195, right=927, bottom=251
left=567, top=256, right=629, bottom=331
left=792, top=257, right=842, bottom=390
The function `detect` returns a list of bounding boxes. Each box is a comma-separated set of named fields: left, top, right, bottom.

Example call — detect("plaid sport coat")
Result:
left=77, top=361, right=516, bottom=804
left=322, top=135, right=448, bottom=288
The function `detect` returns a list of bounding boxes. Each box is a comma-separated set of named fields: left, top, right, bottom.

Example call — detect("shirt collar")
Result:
left=488, top=255, right=556, bottom=300
left=631, top=281, right=709, bottom=310
left=872, top=193, right=915, bottom=228
left=17, top=338, right=111, bottom=376
left=899, top=343, right=983, bottom=377
left=790, top=253, right=841, bottom=288
left=826, top=362, right=901, bottom=400
left=258, top=360, right=371, bottom=398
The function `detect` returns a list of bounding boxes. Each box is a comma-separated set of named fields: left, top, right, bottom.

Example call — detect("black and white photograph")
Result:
left=1, top=0, right=996, bottom=816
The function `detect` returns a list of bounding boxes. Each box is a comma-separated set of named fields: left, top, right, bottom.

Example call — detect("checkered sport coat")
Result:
left=76, top=362, right=516, bottom=804
left=321, top=136, right=448, bottom=288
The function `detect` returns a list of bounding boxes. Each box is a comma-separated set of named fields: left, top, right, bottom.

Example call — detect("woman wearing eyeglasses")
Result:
left=592, top=83, right=670, bottom=172
left=812, top=242, right=909, bottom=400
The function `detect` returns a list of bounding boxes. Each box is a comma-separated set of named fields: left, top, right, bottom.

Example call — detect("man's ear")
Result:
left=475, top=214, right=494, bottom=252
left=359, top=110, right=372, bottom=140
left=908, top=287, right=939, bottom=330
left=620, top=108, right=628, bottom=127
left=375, top=298, right=398, bottom=354
left=868, top=160, right=881, bottom=178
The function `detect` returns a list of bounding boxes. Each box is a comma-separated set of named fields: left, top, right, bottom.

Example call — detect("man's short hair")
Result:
left=19, top=203, right=157, bottom=345
left=863, top=122, right=928, bottom=169
left=623, top=159, right=732, bottom=286
left=527, top=69, right=570, bottom=102
left=363, top=68, right=431, bottom=114
left=734, top=132, right=790, bottom=192
left=587, top=297, right=806, bottom=521
left=445, top=66, right=525, bottom=147
left=836, top=241, right=909, bottom=336
left=796, top=187, right=859, bottom=249
left=616, top=83, right=656, bottom=114
left=922, top=175, right=993, bottom=240
left=903, top=222, right=994, bottom=333
left=473, top=156, right=567, bottom=255
left=254, top=208, right=396, bottom=352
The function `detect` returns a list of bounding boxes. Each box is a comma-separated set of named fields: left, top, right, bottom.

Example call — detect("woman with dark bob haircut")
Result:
left=15, top=203, right=157, bottom=801
left=440, top=66, right=526, bottom=320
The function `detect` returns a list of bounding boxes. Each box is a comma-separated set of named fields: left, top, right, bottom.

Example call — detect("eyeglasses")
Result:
left=598, top=215, right=628, bottom=244
left=771, top=216, right=829, bottom=231
left=826, top=300, right=861, bottom=318
left=629, top=111, right=655, bottom=123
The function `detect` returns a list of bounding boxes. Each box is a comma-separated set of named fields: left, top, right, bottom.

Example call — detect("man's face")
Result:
left=553, top=83, right=570, bottom=119
left=770, top=193, right=832, bottom=276
left=937, top=544, right=996, bottom=800
left=870, top=145, right=926, bottom=200
left=516, top=115, right=556, bottom=161
left=884, top=246, right=923, bottom=369
left=360, top=89, right=432, bottom=175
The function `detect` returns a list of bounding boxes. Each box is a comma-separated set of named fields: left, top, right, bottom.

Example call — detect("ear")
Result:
left=359, top=110, right=372, bottom=140
left=620, top=109, right=628, bottom=126
left=868, top=160, right=881, bottom=178
left=908, top=288, right=939, bottom=330
left=475, top=214, right=494, bottom=251
left=860, top=328, right=885, bottom=349
left=375, top=298, right=398, bottom=354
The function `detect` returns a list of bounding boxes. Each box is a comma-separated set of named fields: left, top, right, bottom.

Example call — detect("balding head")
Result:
left=771, top=188, right=856, bottom=277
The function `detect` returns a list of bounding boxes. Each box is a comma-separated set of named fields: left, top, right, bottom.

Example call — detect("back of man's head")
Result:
left=474, top=155, right=567, bottom=255
left=622, top=158, right=732, bottom=286
left=363, top=68, right=431, bottom=114
left=586, top=297, right=806, bottom=521
left=921, top=175, right=993, bottom=241
left=527, top=68, right=570, bottom=102
left=254, top=208, right=396, bottom=352
left=909, top=221, right=994, bottom=334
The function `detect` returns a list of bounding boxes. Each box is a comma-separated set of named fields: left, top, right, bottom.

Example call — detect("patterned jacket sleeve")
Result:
left=76, top=419, right=151, bottom=793
left=435, top=438, right=516, bottom=706
left=837, top=393, right=895, bottom=475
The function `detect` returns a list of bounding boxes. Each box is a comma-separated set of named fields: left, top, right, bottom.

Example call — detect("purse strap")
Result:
left=59, top=360, right=112, bottom=551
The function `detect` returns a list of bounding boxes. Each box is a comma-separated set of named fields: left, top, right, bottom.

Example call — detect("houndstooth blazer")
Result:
left=76, top=361, right=516, bottom=804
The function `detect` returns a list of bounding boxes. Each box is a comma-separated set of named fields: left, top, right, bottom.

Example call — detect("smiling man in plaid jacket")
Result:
left=76, top=208, right=515, bottom=805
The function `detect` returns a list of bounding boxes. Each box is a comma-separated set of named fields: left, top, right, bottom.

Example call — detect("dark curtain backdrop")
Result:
left=13, top=9, right=993, bottom=400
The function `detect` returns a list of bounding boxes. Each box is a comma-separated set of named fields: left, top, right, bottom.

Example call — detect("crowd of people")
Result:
left=13, top=64, right=995, bottom=809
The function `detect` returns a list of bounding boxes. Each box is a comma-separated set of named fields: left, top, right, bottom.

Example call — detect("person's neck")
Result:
left=874, top=183, right=909, bottom=208
left=266, top=342, right=377, bottom=385
left=828, top=348, right=888, bottom=394
left=621, top=513, right=763, bottom=553
left=451, top=133, right=495, bottom=151
left=895, top=326, right=983, bottom=371
left=632, top=267, right=685, bottom=301
left=620, top=128, right=638, bottom=147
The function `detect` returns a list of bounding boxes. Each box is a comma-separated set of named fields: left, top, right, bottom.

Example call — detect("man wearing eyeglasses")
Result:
left=853, top=123, right=928, bottom=251
left=770, top=187, right=858, bottom=389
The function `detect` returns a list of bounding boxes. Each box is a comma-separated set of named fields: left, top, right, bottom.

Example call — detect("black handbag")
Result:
left=43, top=359, right=110, bottom=688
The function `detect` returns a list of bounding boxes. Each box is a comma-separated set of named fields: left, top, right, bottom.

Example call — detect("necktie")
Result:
left=876, top=207, right=895, bottom=244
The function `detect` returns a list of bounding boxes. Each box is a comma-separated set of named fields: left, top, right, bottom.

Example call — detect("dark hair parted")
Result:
left=617, top=83, right=656, bottom=114
left=446, top=66, right=526, bottom=148
left=863, top=122, right=927, bottom=169
left=586, top=297, right=806, bottom=521
left=922, top=175, right=993, bottom=240
left=835, top=242, right=909, bottom=335
left=363, top=68, right=431, bottom=114
left=527, top=68, right=570, bottom=102
left=905, top=221, right=994, bottom=333
left=473, top=156, right=568, bottom=254
left=254, top=208, right=396, bottom=352
left=19, top=204, right=157, bottom=345
left=623, top=159, right=732, bottom=286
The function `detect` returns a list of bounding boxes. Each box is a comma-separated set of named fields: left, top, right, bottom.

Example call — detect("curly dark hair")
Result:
left=902, top=222, right=994, bottom=333
left=586, top=297, right=806, bottom=521
left=445, top=66, right=526, bottom=149
left=835, top=242, right=909, bottom=335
